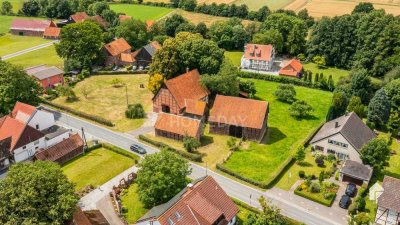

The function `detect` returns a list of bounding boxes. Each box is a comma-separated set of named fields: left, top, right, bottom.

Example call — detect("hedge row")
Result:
left=294, top=189, right=336, bottom=207
left=238, top=71, right=332, bottom=91
left=102, top=143, right=140, bottom=160
left=138, top=135, right=202, bottom=162
left=95, top=70, right=148, bottom=75
left=42, top=100, right=114, bottom=127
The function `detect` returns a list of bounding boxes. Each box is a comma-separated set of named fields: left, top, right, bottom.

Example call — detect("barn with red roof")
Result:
left=10, top=19, right=56, bottom=37
left=279, top=59, right=303, bottom=78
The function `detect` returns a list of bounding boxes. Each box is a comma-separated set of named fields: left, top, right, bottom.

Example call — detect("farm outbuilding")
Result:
left=154, top=113, right=203, bottom=141
left=209, top=95, right=269, bottom=142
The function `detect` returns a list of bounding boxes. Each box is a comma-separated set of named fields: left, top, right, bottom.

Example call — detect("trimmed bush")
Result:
left=41, top=100, right=113, bottom=127
left=125, top=104, right=145, bottom=119
left=95, top=70, right=148, bottom=75
left=310, top=182, right=321, bottom=193
left=138, top=135, right=202, bottom=162
left=299, top=170, right=305, bottom=179
left=183, top=136, right=201, bottom=152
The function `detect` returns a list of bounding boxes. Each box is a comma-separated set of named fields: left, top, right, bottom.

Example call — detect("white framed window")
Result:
left=175, top=211, right=182, bottom=220
left=167, top=218, right=174, bottom=225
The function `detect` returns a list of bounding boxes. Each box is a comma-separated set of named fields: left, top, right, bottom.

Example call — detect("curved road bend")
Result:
left=43, top=106, right=346, bottom=225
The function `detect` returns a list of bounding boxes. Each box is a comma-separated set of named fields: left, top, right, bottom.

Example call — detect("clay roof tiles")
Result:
left=164, top=69, right=209, bottom=109
left=35, top=133, right=83, bottom=162
left=209, top=95, right=269, bottom=129
left=11, top=101, right=36, bottom=119
left=104, top=38, right=132, bottom=56
left=243, top=44, right=274, bottom=61
left=279, top=59, right=303, bottom=77
left=11, top=19, right=52, bottom=31
left=71, top=12, right=89, bottom=23
left=43, top=27, right=61, bottom=38
left=154, top=113, right=201, bottom=138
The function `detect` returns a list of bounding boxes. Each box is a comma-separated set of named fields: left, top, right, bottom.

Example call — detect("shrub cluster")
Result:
left=95, top=70, right=148, bottom=75
left=125, top=104, right=146, bottom=119
left=42, top=100, right=114, bottom=127
left=138, top=135, right=202, bottom=162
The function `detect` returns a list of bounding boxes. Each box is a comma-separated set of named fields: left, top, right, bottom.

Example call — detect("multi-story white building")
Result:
left=310, top=112, right=376, bottom=162
left=240, top=44, right=275, bottom=72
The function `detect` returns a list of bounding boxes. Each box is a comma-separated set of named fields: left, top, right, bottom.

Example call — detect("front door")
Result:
left=162, top=105, right=170, bottom=113
left=229, top=125, right=243, bottom=138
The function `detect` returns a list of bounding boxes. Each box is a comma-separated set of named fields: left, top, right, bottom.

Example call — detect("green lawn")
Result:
left=222, top=79, right=333, bottom=183
left=0, top=34, right=51, bottom=56
left=384, top=137, right=400, bottom=179
left=303, top=62, right=350, bottom=84
left=275, top=148, right=334, bottom=190
left=225, top=51, right=242, bottom=67
left=110, top=4, right=174, bottom=21
left=62, top=147, right=137, bottom=191
left=121, top=183, right=148, bottom=224
left=52, top=74, right=153, bottom=132
left=6, top=45, right=63, bottom=68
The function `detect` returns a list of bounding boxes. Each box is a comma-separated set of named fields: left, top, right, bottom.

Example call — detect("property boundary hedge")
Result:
left=138, top=135, right=202, bottom=162
left=42, top=100, right=114, bottom=127
left=95, top=70, right=148, bottom=75
left=86, top=143, right=139, bottom=161
left=294, top=189, right=336, bottom=207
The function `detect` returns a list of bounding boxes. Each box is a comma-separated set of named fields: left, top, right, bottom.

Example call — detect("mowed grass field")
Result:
left=303, top=62, right=350, bottom=84
left=6, top=45, right=63, bottom=68
left=173, top=9, right=253, bottom=26
left=62, top=147, right=138, bottom=191
left=0, top=0, right=24, bottom=12
left=284, top=0, right=400, bottom=18
left=52, top=74, right=153, bottom=132
left=121, top=183, right=148, bottom=223
left=0, top=34, right=51, bottom=56
left=110, top=4, right=174, bottom=21
left=222, top=79, right=332, bottom=183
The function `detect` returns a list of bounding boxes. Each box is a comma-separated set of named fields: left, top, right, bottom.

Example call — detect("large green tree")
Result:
left=350, top=69, right=372, bottom=104
left=115, top=19, right=149, bottom=49
left=201, top=59, right=239, bottom=96
left=244, top=196, right=285, bottom=225
left=44, top=0, right=72, bottom=19
left=0, top=1, right=13, bottom=15
left=209, top=18, right=250, bottom=50
left=347, top=96, right=365, bottom=118
left=328, top=91, right=348, bottom=120
left=136, top=150, right=191, bottom=208
left=149, top=32, right=224, bottom=79
left=0, top=61, right=41, bottom=114
left=384, top=79, right=400, bottom=110
left=56, top=21, right=103, bottom=70
left=367, top=88, right=391, bottom=126
left=360, top=138, right=390, bottom=171
left=252, top=29, right=283, bottom=53
left=0, top=161, right=78, bottom=224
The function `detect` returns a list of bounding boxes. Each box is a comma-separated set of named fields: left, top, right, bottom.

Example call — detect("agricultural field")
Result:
left=6, top=45, right=63, bottom=68
left=0, top=0, right=24, bottom=12
left=173, top=9, right=254, bottom=26
left=51, top=74, right=153, bottom=132
left=62, top=147, right=138, bottom=191
left=110, top=4, right=174, bottom=21
left=221, top=79, right=333, bottom=184
left=0, top=34, right=51, bottom=56
left=235, top=0, right=293, bottom=10
left=284, top=0, right=400, bottom=18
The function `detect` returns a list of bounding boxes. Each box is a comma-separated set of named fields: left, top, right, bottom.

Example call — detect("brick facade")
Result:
left=104, top=49, right=132, bottom=66
left=10, top=30, right=44, bottom=37
left=39, top=74, right=64, bottom=90
left=153, top=88, right=181, bottom=114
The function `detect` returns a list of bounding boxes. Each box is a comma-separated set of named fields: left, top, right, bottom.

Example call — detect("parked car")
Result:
left=345, top=183, right=357, bottom=197
left=339, top=195, right=351, bottom=209
left=130, top=144, right=146, bottom=154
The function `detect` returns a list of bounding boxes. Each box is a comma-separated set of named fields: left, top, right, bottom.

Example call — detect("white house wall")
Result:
left=312, top=133, right=362, bottom=163
left=45, top=132, right=70, bottom=148
left=13, top=137, right=46, bottom=162
left=28, top=110, right=55, bottom=130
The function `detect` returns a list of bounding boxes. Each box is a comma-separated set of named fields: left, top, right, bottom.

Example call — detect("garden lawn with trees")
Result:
left=51, top=74, right=152, bottom=132
left=0, top=34, right=51, bottom=56
left=6, top=45, right=63, bottom=68
left=121, top=183, right=148, bottom=224
left=0, top=0, right=23, bottom=12
left=221, top=79, right=332, bottom=185
left=109, top=4, right=174, bottom=21
left=62, top=147, right=139, bottom=191
left=224, top=51, right=243, bottom=67
left=302, top=62, right=350, bottom=84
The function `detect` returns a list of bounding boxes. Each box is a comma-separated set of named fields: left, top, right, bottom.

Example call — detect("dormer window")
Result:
left=175, top=211, right=182, bottom=220
left=167, top=218, right=174, bottom=225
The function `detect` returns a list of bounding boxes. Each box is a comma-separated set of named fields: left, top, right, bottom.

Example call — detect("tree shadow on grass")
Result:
left=292, top=114, right=319, bottom=121
left=297, top=161, right=313, bottom=167
left=263, top=127, right=287, bottom=145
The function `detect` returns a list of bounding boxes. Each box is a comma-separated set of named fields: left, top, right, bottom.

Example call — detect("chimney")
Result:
left=335, top=121, right=340, bottom=128
left=187, top=183, right=194, bottom=190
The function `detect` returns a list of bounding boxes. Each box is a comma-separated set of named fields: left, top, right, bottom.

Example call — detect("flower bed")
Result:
left=294, top=181, right=339, bottom=207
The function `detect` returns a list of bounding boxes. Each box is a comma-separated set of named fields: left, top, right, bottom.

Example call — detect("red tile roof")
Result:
left=0, top=116, right=44, bottom=151
left=164, top=69, right=209, bottom=109
left=279, top=59, right=303, bottom=77
left=209, top=95, right=268, bottom=129
left=35, top=133, right=83, bottom=162
left=43, top=27, right=61, bottom=38
left=119, top=15, right=132, bottom=21
left=150, top=41, right=161, bottom=50
left=91, top=15, right=108, bottom=29
left=146, top=20, right=154, bottom=30
left=184, top=99, right=207, bottom=116
left=154, top=113, right=201, bottom=138
left=120, top=52, right=136, bottom=63
left=139, top=176, right=239, bottom=225
left=11, top=19, right=52, bottom=31
left=71, top=12, right=89, bottom=23
left=104, top=38, right=132, bottom=56
left=243, top=44, right=274, bottom=61
left=11, top=101, right=36, bottom=119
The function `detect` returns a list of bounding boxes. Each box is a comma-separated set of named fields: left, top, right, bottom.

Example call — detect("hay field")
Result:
left=285, top=0, right=400, bottom=18
left=173, top=9, right=254, bottom=26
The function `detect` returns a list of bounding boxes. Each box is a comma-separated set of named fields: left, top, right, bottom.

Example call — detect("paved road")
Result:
left=1, top=41, right=57, bottom=60
left=43, top=106, right=346, bottom=225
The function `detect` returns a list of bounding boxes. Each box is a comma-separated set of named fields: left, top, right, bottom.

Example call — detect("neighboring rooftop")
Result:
left=35, top=133, right=83, bottom=163
left=137, top=176, right=238, bottom=225
left=243, top=44, right=274, bottom=61
left=154, top=113, right=201, bottom=137
left=143, top=41, right=161, bottom=56
left=41, top=125, right=69, bottom=140
left=279, top=59, right=303, bottom=77
left=67, top=207, right=110, bottom=225
left=70, top=12, right=89, bottom=23
left=184, top=99, right=207, bottom=116
left=104, top=38, right=131, bottom=56
left=163, top=69, right=209, bottom=109
left=25, top=65, right=64, bottom=81
left=91, top=15, right=108, bottom=28
left=119, top=15, right=132, bottom=22
left=209, top=95, right=269, bottom=129
left=11, top=19, right=53, bottom=31
left=340, top=160, right=373, bottom=181
left=11, top=101, right=36, bottom=119
left=310, top=112, right=376, bottom=150
left=43, top=27, right=61, bottom=38
left=378, top=176, right=400, bottom=212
